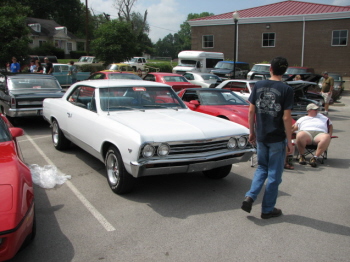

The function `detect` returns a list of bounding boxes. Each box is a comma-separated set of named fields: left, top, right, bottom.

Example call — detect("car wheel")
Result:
left=137, top=69, right=142, bottom=77
left=52, top=119, right=70, bottom=150
left=105, top=145, right=136, bottom=194
left=203, top=165, right=232, bottom=179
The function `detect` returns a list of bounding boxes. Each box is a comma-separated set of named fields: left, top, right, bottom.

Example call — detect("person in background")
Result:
left=294, top=74, right=301, bottom=81
left=241, top=56, right=294, bottom=219
left=321, top=71, right=333, bottom=116
left=68, top=61, right=77, bottom=84
left=29, top=60, right=37, bottom=73
left=292, top=103, right=333, bottom=168
left=10, top=57, right=20, bottom=73
left=44, top=57, right=53, bottom=74
left=35, top=61, right=43, bottom=73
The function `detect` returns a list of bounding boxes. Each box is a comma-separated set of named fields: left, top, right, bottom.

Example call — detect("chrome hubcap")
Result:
left=106, top=153, right=119, bottom=185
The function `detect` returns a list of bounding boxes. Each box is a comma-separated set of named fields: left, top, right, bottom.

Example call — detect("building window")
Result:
left=332, top=30, right=348, bottom=46
left=202, top=35, right=214, bottom=48
left=67, top=42, right=73, bottom=51
left=262, top=33, right=275, bottom=47
left=39, top=40, right=46, bottom=47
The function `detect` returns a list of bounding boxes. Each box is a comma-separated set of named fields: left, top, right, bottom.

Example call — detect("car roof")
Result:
left=183, top=88, right=235, bottom=92
left=1, top=73, right=57, bottom=80
left=148, top=72, right=183, bottom=76
left=222, top=79, right=258, bottom=83
left=94, top=71, right=135, bottom=75
left=75, top=79, right=171, bottom=88
left=185, top=72, right=217, bottom=75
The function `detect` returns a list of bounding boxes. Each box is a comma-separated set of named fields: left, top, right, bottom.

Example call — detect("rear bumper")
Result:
left=7, top=107, right=43, bottom=117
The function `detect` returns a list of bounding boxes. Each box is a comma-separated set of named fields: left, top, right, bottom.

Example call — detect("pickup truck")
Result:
left=123, top=57, right=147, bottom=76
left=51, top=63, right=90, bottom=87
left=75, top=56, right=99, bottom=66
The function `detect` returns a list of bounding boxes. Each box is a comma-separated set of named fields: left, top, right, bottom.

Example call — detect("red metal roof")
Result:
left=191, top=1, right=350, bottom=21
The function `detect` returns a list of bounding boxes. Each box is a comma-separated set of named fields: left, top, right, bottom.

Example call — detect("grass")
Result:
left=58, top=59, right=78, bottom=64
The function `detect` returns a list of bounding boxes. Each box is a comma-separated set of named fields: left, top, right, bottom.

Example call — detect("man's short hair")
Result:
left=270, top=56, right=288, bottom=76
left=322, top=71, right=328, bottom=75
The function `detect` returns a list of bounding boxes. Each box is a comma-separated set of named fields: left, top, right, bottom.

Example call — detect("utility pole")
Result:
left=85, top=0, right=89, bottom=55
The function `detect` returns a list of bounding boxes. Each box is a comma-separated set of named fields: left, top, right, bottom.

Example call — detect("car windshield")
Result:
left=78, top=56, right=89, bottom=62
left=178, top=60, right=196, bottom=67
left=8, top=78, right=61, bottom=90
left=214, top=62, right=233, bottom=70
left=200, top=74, right=221, bottom=81
left=0, top=119, right=11, bottom=142
left=99, top=86, right=186, bottom=111
left=163, top=76, right=188, bottom=82
left=252, top=65, right=270, bottom=72
left=286, top=68, right=307, bottom=74
left=108, top=74, right=142, bottom=80
left=199, top=90, right=248, bottom=106
left=106, top=64, right=118, bottom=70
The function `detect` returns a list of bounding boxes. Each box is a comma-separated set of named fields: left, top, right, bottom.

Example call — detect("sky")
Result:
left=81, top=0, right=350, bottom=43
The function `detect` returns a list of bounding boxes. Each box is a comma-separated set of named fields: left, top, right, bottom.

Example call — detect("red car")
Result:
left=88, top=71, right=143, bottom=80
left=177, top=88, right=250, bottom=128
left=143, top=72, right=201, bottom=92
left=0, top=114, right=35, bottom=261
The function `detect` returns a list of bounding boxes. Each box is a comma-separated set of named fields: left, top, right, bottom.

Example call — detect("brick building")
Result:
left=189, top=1, right=350, bottom=75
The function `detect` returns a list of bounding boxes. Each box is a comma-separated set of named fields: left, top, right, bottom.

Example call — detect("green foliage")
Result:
left=154, top=12, right=214, bottom=59
left=78, top=64, right=105, bottom=73
left=145, top=62, right=173, bottom=73
left=30, top=42, right=65, bottom=58
left=70, top=51, right=88, bottom=59
left=0, top=2, right=31, bottom=67
left=91, top=20, right=137, bottom=65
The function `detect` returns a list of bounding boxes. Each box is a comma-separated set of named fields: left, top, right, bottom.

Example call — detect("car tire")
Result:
left=52, top=119, right=70, bottom=150
left=105, top=145, right=136, bottom=194
left=203, top=165, right=232, bottom=179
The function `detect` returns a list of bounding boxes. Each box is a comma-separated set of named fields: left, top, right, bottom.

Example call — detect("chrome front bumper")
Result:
left=130, top=148, right=256, bottom=178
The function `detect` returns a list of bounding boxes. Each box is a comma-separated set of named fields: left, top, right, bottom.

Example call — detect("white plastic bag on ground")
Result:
left=30, top=164, right=71, bottom=189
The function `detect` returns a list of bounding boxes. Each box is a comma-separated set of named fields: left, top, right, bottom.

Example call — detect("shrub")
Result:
left=78, top=63, right=105, bottom=73
left=146, top=62, right=173, bottom=73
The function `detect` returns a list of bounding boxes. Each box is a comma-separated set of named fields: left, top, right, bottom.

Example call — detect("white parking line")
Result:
left=25, top=134, right=116, bottom=232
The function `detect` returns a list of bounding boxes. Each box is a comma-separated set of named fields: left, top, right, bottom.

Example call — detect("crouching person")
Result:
left=292, top=103, right=333, bottom=167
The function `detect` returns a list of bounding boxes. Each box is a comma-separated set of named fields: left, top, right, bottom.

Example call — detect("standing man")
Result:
left=10, top=57, right=20, bottom=73
left=68, top=61, right=77, bottom=84
left=241, top=57, right=294, bottom=219
left=44, top=57, right=53, bottom=74
left=321, top=71, right=333, bottom=116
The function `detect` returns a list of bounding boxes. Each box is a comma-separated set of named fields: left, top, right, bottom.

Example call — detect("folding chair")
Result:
left=295, top=135, right=338, bottom=164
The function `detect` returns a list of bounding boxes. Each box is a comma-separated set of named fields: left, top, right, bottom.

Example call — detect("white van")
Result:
left=172, top=51, right=224, bottom=75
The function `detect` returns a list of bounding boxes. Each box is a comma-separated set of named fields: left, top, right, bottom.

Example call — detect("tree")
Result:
left=154, top=12, right=214, bottom=59
left=91, top=20, right=136, bottom=64
left=114, top=0, right=152, bottom=55
left=0, top=2, right=31, bottom=67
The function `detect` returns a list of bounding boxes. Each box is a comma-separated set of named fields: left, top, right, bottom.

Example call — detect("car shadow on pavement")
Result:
left=9, top=186, right=74, bottom=262
left=246, top=215, right=350, bottom=237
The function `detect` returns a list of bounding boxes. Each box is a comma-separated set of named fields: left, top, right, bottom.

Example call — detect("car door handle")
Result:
left=67, top=112, right=72, bottom=118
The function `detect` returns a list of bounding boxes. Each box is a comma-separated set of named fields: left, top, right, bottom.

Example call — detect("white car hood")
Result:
left=106, top=109, right=249, bottom=142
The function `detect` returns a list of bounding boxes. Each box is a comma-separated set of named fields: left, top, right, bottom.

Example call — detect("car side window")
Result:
left=182, top=91, right=199, bottom=102
left=144, top=74, right=155, bottom=81
left=67, top=86, right=95, bottom=110
left=183, top=73, right=194, bottom=80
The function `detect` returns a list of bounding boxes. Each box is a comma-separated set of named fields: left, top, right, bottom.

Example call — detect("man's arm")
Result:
left=248, top=103, right=256, bottom=146
left=328, top=124, right=333, bottom=137
left=283, top=109, right=293, bottom=154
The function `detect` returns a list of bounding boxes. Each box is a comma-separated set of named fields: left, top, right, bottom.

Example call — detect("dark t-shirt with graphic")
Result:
left=248, top=79, right=294, bottom=143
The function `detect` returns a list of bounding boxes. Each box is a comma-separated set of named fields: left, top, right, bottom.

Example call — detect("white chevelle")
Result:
left=43, top=80, right=255, bottom=194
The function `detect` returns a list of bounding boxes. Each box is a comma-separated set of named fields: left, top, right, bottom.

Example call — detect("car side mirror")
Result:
left=10, top=127, right=24, bottom=138
left=189, top=100, right=200, bottom=106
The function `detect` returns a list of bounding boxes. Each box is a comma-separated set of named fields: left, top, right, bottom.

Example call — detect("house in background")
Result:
left=188, top=0, right=350, bottom=75
left=27, top=17, right=86, bottom=56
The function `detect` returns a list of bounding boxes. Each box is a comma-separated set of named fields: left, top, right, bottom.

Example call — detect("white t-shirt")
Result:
left=296, top=113, right=332, bottom=133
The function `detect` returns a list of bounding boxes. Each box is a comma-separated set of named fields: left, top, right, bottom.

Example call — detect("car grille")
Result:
left=139, top=135, right=250, bottom=159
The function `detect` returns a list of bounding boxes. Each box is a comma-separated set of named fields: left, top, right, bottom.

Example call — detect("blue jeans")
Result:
left=245, top=140, right=286, bottom=213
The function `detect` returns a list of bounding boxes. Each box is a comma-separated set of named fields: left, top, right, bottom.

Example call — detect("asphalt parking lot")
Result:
left=8, top=91, right=350, bottom=262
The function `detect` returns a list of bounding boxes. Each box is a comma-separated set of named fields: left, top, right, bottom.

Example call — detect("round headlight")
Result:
left=238, top=136, right=248, bottom=148
left=142, top=144, right=155, bottom=158
left=157, top=143, right=170, bottom=156
left=227, top=137, right=237, bottom=149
